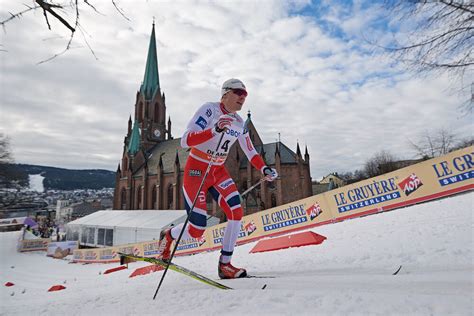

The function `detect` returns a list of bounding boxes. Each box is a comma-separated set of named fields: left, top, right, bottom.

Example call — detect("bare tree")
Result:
left=336, top=170, right=368, bottom=184
left=382, top=0, right=474, bottom=112
left=0, top=133, right=13, bottom=165
left=0, top=133, right=19, bottom=191
left=0, top=134, right=41, bottom=209
left=450, top=136, right=474, bottom=151
left=364, top=150, right=398, bottom=178
left=409, top=128, right=457, bottom=158
left=1, top=1, right=129, bottom=62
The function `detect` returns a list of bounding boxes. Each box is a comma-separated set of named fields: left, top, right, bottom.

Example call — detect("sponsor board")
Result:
left=260, top=203, right=308, bottom=231
left=143, top=241, right=161, bottom=256
left=333, top=177, right=401, bottom=213
left=99, top=248, right=115, bottom=260
left=18, top=238, right=50, bottom=252
left=71, top=147, right=473, bottom=263
left=329, top=147, right=473, bottom=220
left=432, top=151, right=473, bottom=187
left=177, top=236, right=207, bottom=251
left=206, top=196, right=334, bottom=249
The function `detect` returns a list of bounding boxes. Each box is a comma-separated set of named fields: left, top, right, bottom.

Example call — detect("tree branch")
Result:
left=35, top=0, right=75, bottom=32
left=0, top=4, right=39, bottom=27
left=440, top=0, right=474, bottom=15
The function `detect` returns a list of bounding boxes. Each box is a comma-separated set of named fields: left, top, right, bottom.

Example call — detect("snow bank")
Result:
left=1, top=192, right=472, bottom=315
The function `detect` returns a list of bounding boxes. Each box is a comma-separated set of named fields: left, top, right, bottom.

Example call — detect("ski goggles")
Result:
left=231, top=89, right=248, bottom=97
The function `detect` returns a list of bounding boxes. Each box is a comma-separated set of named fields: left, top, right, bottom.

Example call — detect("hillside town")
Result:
left=0, top=184, right=113, bottom=237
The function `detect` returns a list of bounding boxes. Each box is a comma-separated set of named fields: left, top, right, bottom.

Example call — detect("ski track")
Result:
left=1, top=192, right=472, bottom=315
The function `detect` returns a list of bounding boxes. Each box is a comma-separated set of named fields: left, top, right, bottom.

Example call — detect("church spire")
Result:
left=296, top=141, right=302, bottom=158
left=127, top=120, right=141, bottom=155
left=140, top=22, right=160, bottom=100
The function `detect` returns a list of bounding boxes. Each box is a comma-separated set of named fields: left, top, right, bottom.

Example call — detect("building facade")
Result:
left=113, top=24, right=313, bottom=219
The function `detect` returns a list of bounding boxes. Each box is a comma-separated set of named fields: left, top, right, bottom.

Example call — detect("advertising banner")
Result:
left=18, top=238, right=50, bottom=252
left=199, top=194, right=334, bottom=254
left=328, top=147, right=473, bottom=222
left=72, top=147, right=473, bottom=263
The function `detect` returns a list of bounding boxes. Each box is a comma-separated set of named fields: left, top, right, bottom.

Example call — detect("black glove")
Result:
left=262, top=166, right=278, bottom=181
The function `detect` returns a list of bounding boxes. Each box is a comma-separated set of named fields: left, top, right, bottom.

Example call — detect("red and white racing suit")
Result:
left=173, top=102, right=266, bottom=260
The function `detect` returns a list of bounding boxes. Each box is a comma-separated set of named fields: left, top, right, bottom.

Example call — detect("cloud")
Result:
left=0, top=0, right=471, bottom=181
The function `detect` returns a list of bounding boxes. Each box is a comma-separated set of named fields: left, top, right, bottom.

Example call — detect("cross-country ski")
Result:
left=118, top=253, right=232, bottom=290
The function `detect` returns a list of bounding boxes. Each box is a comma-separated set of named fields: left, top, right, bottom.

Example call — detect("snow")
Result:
left=28, top=174, right=45, bottom=192
left=1, top=192, right=472, bottom=315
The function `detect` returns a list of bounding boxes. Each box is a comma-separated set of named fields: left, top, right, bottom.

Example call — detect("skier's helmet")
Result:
left=221, top=78, right=247, bottom=97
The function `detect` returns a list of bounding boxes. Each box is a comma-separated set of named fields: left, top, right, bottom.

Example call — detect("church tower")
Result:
left=134, top=22, right=171, bottom=151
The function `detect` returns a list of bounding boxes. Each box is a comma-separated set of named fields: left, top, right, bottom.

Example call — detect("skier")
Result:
left=158, top=78, right=277, bottom=279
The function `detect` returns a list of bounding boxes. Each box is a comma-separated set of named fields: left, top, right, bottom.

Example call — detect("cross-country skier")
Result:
left=158, top=78, right=278, bottom=279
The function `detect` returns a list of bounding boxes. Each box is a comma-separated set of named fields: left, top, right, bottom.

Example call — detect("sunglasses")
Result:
left=232, top=89, right=248, bottom=97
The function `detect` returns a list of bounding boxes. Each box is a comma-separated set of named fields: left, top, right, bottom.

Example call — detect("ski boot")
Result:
left=218, top=261, right=247, bottom=279
left=158, top=228, right=174, bottom=263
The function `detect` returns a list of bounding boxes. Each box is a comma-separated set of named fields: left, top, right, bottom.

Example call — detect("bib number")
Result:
left=221, top=140, right=230, bottom=152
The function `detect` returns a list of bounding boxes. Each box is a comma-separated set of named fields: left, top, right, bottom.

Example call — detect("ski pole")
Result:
left=153, top=132, right=226, bottom=300
left=240, top=178, right=266, bottom=197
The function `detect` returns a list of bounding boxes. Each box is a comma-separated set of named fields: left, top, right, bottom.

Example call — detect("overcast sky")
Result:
left=0, top=0, right=471, bottom=180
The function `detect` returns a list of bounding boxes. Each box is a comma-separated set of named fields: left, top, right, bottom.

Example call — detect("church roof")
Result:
left=146, top=138, right=190, bottom=174
left=237, top=142, right=297, bottom=168
left=257, top=142, right=298, bottom=165
left=140, top=23, right=160, bottom=100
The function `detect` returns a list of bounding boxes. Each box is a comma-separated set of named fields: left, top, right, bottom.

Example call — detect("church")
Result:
left=113, top=24, right=313, bottom=219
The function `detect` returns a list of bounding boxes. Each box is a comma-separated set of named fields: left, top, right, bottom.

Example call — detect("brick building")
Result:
left=113, top=24, right=313, bottom=219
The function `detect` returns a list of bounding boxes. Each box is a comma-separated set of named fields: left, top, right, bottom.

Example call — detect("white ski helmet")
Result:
left=221, top=78, right=247, bottom=96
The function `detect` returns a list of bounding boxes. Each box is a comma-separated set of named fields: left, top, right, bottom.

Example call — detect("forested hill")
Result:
left=2, top=164, right=115, bottom=190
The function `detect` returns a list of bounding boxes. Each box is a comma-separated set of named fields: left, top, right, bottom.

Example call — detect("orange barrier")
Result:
left=4, top=282, right=14, bottom=287
left=129, top=264, right=164, bottom=278
left=249, top=231, right=326, bottom=253
left=48, top=285, right=66, bottom=292
left=103, top=265, right=127, bottom=275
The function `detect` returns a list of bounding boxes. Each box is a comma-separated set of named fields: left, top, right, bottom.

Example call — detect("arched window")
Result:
left=167, top=184, right=174, bottom=209
left=271, top=194, right=277, bottom=208
left=120, top=189, right=127, bottom=210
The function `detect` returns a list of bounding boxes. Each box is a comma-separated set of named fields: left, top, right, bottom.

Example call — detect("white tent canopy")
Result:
left=66, top=210, right=186, bottom=247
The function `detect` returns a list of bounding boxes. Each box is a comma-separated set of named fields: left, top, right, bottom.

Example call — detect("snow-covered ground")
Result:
left=28, top=174, right=45, bottom=192
left=1, top=192, right=472, bottom=315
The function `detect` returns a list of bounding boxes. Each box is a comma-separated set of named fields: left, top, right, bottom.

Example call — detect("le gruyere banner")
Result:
left=328, top=146, right=473, bottom=221
left=72, top=146, right=473, bottom=263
